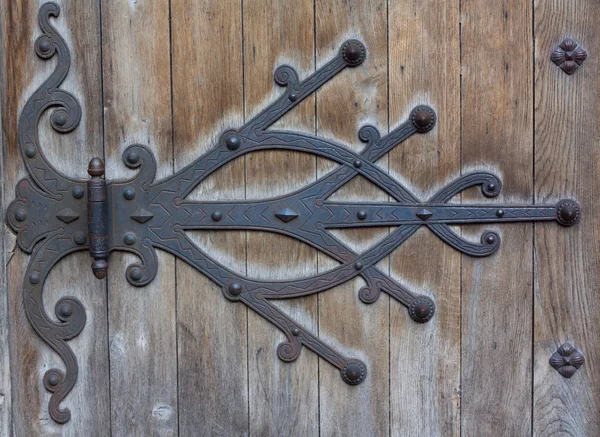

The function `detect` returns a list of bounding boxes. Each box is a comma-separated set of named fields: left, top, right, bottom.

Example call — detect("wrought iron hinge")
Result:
left=6, top=3, right=581, bottom=424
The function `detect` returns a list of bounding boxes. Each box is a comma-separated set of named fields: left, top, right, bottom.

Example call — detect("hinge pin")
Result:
left=87, top=158, right=109, bottom=279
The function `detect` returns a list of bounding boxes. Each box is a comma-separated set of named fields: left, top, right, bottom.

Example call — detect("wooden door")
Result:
left=1, top=0, right=598, bottom=436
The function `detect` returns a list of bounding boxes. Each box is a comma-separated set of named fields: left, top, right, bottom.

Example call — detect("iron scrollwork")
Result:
left=6, top=3, right=581, bottom=424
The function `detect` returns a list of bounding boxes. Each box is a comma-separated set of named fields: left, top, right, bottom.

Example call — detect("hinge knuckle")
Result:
left=87, top=157, right=109, bottom=279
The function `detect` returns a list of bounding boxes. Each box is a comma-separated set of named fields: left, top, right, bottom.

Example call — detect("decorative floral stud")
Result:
left=549, top=342, right=585, bottom=378
left=551, top=38, right=587, bottom=75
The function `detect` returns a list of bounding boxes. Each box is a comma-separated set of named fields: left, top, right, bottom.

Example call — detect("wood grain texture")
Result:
left=170, top=0, right=249, bottom=435
left=533, top=1, right=600, bottom=435
left=243, top=1, right=318, bottom=435
left=101, top=0, right=177, bottom=435
left=461, top=0, right=534, bottom=435
left=315, top=1, right=390, bottom=436
left=388, top=0, right=461, bottom=435
left=0, top=23, right=11, bottom=435
left=2, top=1, right=110, bottom=435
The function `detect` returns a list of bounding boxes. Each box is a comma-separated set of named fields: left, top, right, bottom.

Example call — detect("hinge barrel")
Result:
left=87, top=158, right=109, bottom=279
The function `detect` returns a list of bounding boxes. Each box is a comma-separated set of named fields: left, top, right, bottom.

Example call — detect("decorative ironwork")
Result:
left=550, top=342, right=585, bottom=378
left=551, top=38, right=587, bottom=75
left=6, top=3, right=581, bottom=424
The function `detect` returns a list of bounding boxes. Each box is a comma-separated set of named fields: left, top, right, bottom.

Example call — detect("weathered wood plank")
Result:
left=101, top=0, right=177, bottom=434
left=170, top=0, right=248, bottom=435
left=388, top=0, right=461, bottom=435
left=533, top=1, right=600, bottom=434
left=461, top=0, right=534, bottom=434
left=0, top=25, right=11, bottom=435
left=2, top=1, right=109, bottom=435
left=243, top=1, right=318, bottom=435
left=315, top=1, right=390, bottom=435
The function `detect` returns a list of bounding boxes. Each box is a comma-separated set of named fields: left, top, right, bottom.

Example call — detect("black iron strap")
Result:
left=6, top=3, right=580, bottom=424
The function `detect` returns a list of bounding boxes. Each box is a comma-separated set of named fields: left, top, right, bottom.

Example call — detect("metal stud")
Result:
left=73, top=231, right=87, bottom=245
left=72, top=186, right=85, bottom=199
left=341, top=39, right=366, bottom=67
left=15, top=209, right=27, bottom=222
left=123, top=188, right=136, bottom=200
left=223, top=132, right=241, bottom=151
left=25, top=146, right=36, bottom=158
left=47, top=373, right=59, bottom=387
left=58, top=302, right=73, bottom=317
left=129, top=267, right=143, bottom=282
left=53, top=112, right=67, bottom=126
left=38, top=39, right=51, bottom=53
left=29, top=272, right=41, bottom=284
left=228, top=282, right=242, bottom=295
left=123, top=232, right=137, bottom=245
left=125, top=150, right=140, bottom=166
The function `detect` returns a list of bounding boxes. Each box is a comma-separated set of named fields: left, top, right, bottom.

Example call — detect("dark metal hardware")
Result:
left=5, top=3, right=581, bottom=424
left=550, top=342, right=585, bottom=378
left=551, top=38, right=587, bottom=75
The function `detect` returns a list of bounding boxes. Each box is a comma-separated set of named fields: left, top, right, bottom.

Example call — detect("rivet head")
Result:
left=129, top=267, right=143, bottom=281
left=485, top=234, right=497, bottom=245
left=73, top=231, right=87, bottom=245
left=72, top=186, right=85, bottom=199
left=341, top=360, right=367, bottom=385
left=15, top=209, right=27, bottom=222
left=228, top=282, right=242, bottom=295
left=25, top=146, right=36, bottom=158
left=410, top=106, right=436, bottom=133
left=409, top=296, right=435, bottom=323
left=58, top=302, right=73, bottom=317
left=29, top=272, right=41, bottom=284
left=354, top=261, right=363, bottom=270
left=289, top=93, right=298, bottom=101
left=211, top=211, right=223, bottom=222
left=123, top=188, right=136, bottom=200
left=353, top=159, right=362, bottom=168
left=47, top=373, right=59, bottom=387
left=38, top=40, right=51, bottom=53
left=487, top=183, right=496, bottom=193
left=126, top=150, right=140, bottom=165
left=223, top=132, right=241, bottom=151
left=341, top=39, right=366, bottom=67
left=357, top=210, right=368, bottom=220
left=496, top=209, right=505, bottom=218
left=291, top=327, right=300, bottom=336
left=53, top=112, right=67, bottom=126
left=124, top=232, right=137, bottom=246
left=556, top=200, right=580, bottom=226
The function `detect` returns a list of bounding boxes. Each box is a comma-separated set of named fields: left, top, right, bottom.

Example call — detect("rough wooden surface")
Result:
left=314, top=1, right=390, bottom=436
left=533, top=1, right=600, bottom=435
left=461, top=0, right=534, bottom=435
left=2, top=0, right=600, bottom=435
left=171, top=0, right=248, bottom=435
left=101, top=0, right=178, bottom=435
left=388, top=0, right=461, bottom=435
left=243, top=1, right=319, bottom=435
left=2, top=1, right=110, bottom=435
left=0, top=21, right=10, bottom=434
